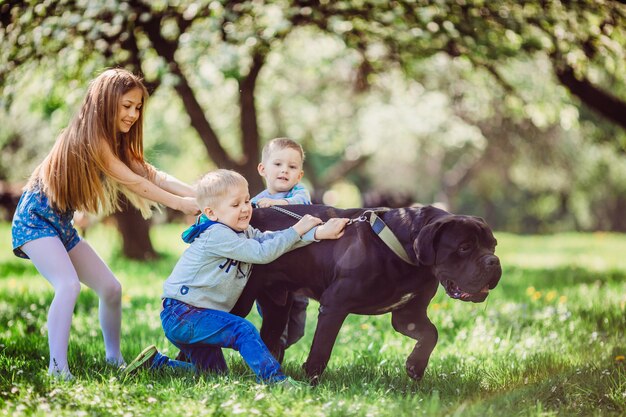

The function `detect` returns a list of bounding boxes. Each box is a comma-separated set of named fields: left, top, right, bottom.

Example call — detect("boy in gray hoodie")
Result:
left=124, top=169, right=348, bottom=384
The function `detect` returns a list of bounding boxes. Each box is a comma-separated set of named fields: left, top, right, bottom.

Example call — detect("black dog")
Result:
left=230, top=204, right=502, bottom=382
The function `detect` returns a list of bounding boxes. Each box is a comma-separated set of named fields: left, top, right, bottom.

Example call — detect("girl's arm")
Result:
left=130, top=160, right=195, bottom=198
left=154, top=171, right=196, bottom=198
left=101, top=145, right=199, bottom=215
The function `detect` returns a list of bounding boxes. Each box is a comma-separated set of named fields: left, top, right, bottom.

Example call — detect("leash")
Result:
left=270, top=205, right=370, bottom=226
left=268, top=206, right=416, bottom=265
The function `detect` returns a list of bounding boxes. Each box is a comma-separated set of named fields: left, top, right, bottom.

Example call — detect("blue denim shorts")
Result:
left=11, top=187, right=80, bottom=259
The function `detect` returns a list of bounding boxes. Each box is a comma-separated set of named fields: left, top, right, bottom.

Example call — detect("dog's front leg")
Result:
left=391, top=299, right=438, bottom=381
left=303, top=304, right=348, bottom=384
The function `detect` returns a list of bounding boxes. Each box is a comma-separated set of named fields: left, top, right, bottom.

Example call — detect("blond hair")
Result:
left=196, top=169, right=248, bottom=209
left=261, top=137, right=305, bottom=165
left=27, top=68, right=158, bottom=217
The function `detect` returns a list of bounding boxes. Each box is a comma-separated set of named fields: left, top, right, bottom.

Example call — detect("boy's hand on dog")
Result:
left=314, top=218, right=349, bottom=240
left=293, top=214, right=323, bottom=236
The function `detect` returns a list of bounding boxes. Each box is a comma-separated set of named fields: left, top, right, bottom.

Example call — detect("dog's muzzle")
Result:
left=443, top=255, right=501, bottom=303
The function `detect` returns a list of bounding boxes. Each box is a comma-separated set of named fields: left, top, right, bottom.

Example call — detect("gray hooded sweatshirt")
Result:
left=162, top=220, right=317, bottom=311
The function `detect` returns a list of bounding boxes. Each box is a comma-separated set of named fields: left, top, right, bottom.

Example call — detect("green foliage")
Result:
left=1, top=0, right=626, bottom=233
left=0, top=222, right=625, bottom=416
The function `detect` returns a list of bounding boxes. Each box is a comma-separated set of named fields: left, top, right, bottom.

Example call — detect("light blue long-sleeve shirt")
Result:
left=163, top=222, right=317, bottom=311
left=251, top=182, right=312, bottom=206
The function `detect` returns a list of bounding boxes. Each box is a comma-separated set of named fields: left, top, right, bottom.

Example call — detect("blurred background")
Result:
left=1, top=0, right=625, bottom=259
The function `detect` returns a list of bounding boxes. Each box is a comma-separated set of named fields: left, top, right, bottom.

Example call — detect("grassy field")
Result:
left=0, top=222, right=624, bottom=416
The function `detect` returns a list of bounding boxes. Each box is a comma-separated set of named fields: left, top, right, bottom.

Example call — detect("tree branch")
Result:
left=555, top=63, right=626, bottom=130
left=136, top=5, right=237, bottom=168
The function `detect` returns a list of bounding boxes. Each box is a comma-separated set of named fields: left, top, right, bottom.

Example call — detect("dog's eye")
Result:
left=458, top=243, right=472, bottom=254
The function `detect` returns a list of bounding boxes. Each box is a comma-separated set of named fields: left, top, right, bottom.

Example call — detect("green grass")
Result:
left=0, top=223, right=624, bottom=416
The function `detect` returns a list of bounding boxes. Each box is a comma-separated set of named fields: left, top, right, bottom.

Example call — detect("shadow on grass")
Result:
left=294, top=353, right=625, bottom=416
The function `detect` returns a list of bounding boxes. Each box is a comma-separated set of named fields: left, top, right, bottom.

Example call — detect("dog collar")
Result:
left=368, top=212, right=417, bottom=266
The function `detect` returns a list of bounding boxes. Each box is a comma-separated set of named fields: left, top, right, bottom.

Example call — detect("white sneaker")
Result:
left=276, top=376, right=308, bottom=390
left=121, top=345, right=157, bottom=376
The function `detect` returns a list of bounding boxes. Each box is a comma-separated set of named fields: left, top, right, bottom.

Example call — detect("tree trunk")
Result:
left=112, top=196, right=158, bottom=260
left=603, top=195, right=626, bottom=232
left=239, top=51, right=266, bottom=195
left=140, top=13, right=237, bottom=170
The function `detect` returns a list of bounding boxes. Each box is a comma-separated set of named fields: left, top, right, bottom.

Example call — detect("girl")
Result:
left=11, top=68, right=199, bottom=380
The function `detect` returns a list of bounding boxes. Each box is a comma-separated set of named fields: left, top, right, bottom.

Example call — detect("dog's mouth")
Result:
left=443, top=280, right=490, bottom=303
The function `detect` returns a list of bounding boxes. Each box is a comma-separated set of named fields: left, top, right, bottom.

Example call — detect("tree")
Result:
left=4, top=1, right=624, bottom=167
left=2, top=0, right=626, bottom=245
left=1, top=0, right=278, bottom=258
left=391, top=0, right=626, bottom=131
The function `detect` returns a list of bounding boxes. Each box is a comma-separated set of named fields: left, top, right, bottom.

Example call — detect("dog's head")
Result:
left=413, top=214, right=501, bottom=303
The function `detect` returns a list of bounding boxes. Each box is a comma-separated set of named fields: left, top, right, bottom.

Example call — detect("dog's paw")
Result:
left=406, top=363, right=425, bottom=381
left=308, top=374, right=321, bottom=386
left=302, top=362, right=322, bottom=385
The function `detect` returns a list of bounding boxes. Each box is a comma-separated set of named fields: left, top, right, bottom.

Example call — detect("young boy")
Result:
left=124, top=169, right=348, bottom=384
left=252, top=138, right=311, bottom=351
left=252, top=137, right=312, bottom=208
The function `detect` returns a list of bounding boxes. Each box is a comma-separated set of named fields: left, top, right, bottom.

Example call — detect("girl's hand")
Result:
left=292, top=214, right=323, bottom=236
left=314, top=218, right=349, bottom=240
left=179, top=196, right=201, bottom=215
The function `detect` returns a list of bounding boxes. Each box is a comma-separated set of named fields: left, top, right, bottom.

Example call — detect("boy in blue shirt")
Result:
left=252, top=138, right=312, bottom=351
left=124, top=169, right=348, bottom=384
left=252, top=137, right=312, bottom=207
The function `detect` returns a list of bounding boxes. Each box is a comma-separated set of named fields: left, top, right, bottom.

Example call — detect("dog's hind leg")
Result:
left=257, top=288, right=292, bottom=363
left=391, top=299, right=438, bottom=381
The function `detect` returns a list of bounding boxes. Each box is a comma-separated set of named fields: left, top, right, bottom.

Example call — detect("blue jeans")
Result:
left=159, top=298, right=286, bottom=383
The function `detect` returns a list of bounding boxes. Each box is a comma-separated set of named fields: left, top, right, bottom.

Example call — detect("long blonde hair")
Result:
left=27, top=68, right=157, bottom=217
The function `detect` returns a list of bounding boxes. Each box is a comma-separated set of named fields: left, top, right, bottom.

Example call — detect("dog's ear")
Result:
left=413, top=220, right=447, bottom=266
left=471, top=216, right=497, bottom=247
left=418, top=205, right=449, bottom=224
